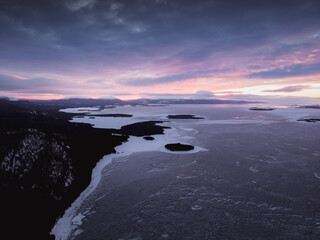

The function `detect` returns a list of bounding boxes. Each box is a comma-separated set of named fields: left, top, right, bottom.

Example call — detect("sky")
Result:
left=0, top=0, right=320, bottom=102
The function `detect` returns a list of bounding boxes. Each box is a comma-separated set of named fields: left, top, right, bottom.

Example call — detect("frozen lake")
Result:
left=53, top=105, right=320, bottom=240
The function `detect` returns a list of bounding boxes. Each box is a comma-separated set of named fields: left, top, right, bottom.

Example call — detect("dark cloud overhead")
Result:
left=1, top=1, right=320, bottom=63
left=0, top=74, right=65, bottom=91
left=0, top=0, right=319, bottom=98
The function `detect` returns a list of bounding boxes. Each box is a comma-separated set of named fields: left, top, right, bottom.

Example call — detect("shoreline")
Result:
left=2, top=99, right=320, bottom=239
left=51, top=151, right=130, bottom=239
left=0, top=100, right=132, bottom=240
left=51, top=121, right=206, bottom=239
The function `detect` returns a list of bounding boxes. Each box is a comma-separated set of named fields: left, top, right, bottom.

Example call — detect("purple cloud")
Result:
left=140, top=91, right=215, bottom=99
left=124, top=69, right=225, bottom=86
left=262, top=85, right=311, bottom=92
left=0, top=74, right=66, bottom=93
left=248, top=63, right=320, bottom=79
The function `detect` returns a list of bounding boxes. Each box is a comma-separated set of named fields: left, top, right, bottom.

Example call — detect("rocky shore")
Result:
left=0, top=99, right=167, bottom=239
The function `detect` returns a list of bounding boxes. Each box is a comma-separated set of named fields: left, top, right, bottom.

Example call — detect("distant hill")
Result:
left=12, top=98, right=126, bottom=110
left=127, top=98, right=255, bottom=105
left=1, top=97, right=256, bottom=111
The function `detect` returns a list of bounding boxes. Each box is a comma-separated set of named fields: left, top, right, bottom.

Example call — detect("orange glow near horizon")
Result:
left=2, top=80, right=320, bottom=101
left=1, top=48, right=320, bottom=101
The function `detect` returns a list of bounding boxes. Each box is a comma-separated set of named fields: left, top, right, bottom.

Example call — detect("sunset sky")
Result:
left=0, top=0, right=319, bottom=101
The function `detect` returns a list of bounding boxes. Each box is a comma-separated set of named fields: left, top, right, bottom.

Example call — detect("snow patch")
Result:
left=249, top=166, right=259, bottom=173
left=51, top=111, right=206, bottom=240
left=191, top=205, right=202, bottom=211
left=72, top=213, right=85, bottom=225
left=314, top=172, right=320, bottom=179
left=176, top=174, right=197, bottom=180
left=59, top=107, right=100, bottom=113
left=70, top=116, right=141, bottom=130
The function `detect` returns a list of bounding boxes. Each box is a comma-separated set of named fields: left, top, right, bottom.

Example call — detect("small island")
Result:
left=298, top=118, right=320, bottom=123
left=167, top=114, right=204, bottom=119
left=298, top=105, right=320, bottom=109
left=87, top=114, right=133, bottom=117
left=143, top=136, right=155, bottom=141
left=165, top=143, right=195, bottom=151
left=249, top=107, right=275, bottom=111
left=120, top=121, right=169, bottom=136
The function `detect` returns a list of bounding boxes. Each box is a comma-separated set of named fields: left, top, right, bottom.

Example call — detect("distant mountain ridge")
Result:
left=0, top=97, right=255, bottom=110
left=127, top=98, right=254, bottom=105
left=10, top=98, right=126, bottom=110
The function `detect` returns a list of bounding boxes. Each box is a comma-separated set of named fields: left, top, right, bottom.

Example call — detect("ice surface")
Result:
left=194, top=119, right=276, bottom=125
left=52, top=107, right=207, bottom=240
left=52, top=104, right=320, bottom=240
left=249, top=166, right=259, bottom=172
left=51, top=152, right=117, bottom=239
left=266, top=107, right=320, bottom=122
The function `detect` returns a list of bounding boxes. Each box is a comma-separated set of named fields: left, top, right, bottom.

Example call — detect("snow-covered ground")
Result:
left=59, top=107, right=101, bottom=113
left=69, top=116, right=144, bottom=130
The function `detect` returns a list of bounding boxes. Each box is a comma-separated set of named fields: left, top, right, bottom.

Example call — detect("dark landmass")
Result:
left=298, top=118, right=320, bottom=123
left=0, top=99, right=127, bottom=239
left=9, top=98, right=125, bottom=111
left=165, top=143, right=195, bottom=151
left=143, top=136, right=155, bottom=141
left=298, top=105, right=320, bottom=109
left=120, top=121, right=169, bottom=137
left=0, top=98, right=167, bottom=240
left=249, top=107, right=275, bottom=111
left=78, top=109, right=99, bottom=111
left=167, top=114, right=204, bottom=119
left=1, top=97, right=257, bottom=112
left=87, top=114, right=133, bottom=117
